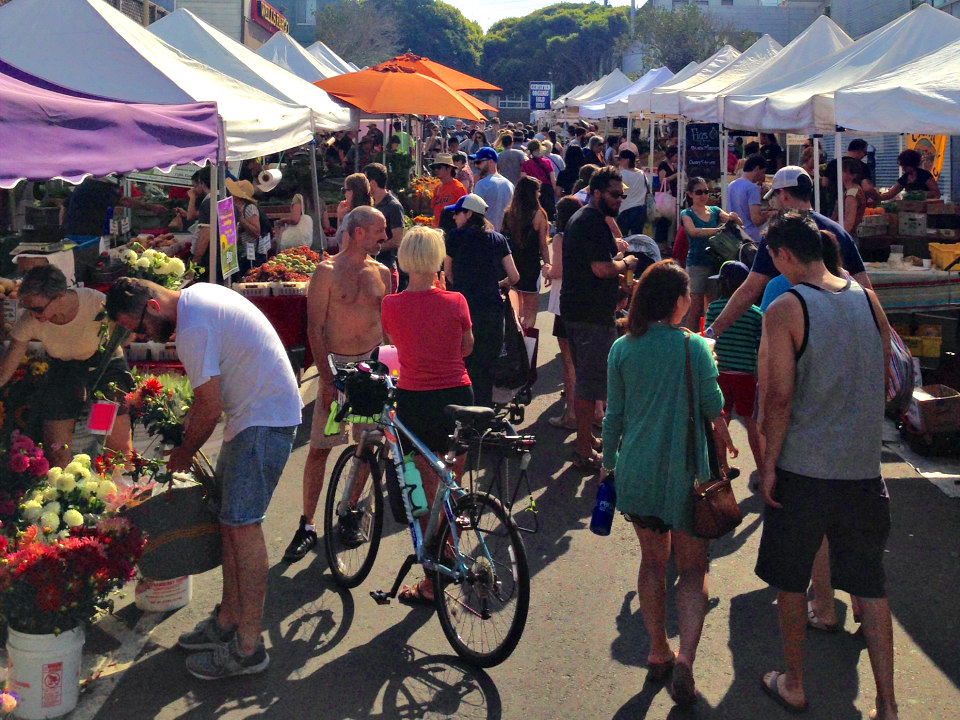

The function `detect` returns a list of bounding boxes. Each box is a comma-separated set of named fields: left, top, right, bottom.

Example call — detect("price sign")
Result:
left=217, top=197, right=240, bottom=280
left=685, top=123, right=722, bottom=180
left=529, top=81, right=553, bottom=111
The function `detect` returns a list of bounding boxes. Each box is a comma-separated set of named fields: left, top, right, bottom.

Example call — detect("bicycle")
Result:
left=321, top=358, right=530, bottom=668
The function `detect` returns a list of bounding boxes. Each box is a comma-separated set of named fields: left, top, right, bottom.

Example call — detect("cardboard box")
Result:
left=907, top=384, right=960, bottom=433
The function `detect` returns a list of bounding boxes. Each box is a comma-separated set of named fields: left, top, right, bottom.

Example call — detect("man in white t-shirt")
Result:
left=615, top=149, right=649, bottom=236
left=728, top=154, right=770, bottom=243
left=107, top=277, right=302, bottom=680
left=471, top=147, right=515, bottom=232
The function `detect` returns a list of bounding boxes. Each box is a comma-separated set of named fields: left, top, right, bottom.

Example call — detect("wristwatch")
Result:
left=703, top=326, right=717, bottom=339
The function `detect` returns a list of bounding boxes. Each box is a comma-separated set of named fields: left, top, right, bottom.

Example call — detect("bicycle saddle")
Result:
left=444, top=405, right=495, bottom=425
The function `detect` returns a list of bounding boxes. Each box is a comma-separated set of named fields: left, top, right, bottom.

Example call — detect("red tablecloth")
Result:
left=248, top=294, right=312, bottom=370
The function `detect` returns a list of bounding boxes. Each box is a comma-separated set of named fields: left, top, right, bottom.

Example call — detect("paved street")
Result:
left=26, top=297, right=960, bottom=720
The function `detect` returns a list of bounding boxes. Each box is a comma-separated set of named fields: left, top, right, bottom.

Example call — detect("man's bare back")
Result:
left=308, top=252, right=390, bottom=361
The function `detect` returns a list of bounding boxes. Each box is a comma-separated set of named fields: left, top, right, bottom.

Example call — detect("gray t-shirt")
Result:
left=474, top=173, right=515, bottom=232
left=727, top=177, right=762, bottom=243
left=497, top=148, right=526, bottom=186
left=375, top=192, right=404, bottom=269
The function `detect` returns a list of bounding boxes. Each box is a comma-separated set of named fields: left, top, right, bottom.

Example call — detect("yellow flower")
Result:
left=57, top=473, right=76, bottom=493
left=42, top=487, right=59, bottom=502
left=31, top=362, right=48, bottom=376
left=21, top=500, right=42, bottom=521
left=95, top=480, right=117, bottom=500
left=40, top=512, right=60, bottom=532
left=62, top=509, right=84, bottom=528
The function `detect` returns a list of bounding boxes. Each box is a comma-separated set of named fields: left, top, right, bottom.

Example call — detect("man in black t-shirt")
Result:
left=821, top=138, right=874, bottom=218
left=759, top=133, right=785, bottom=175
left=364, top=163, right=404, bottom=292
left=62, top=177, right=166, bottom=237
left=560, top=167, right=639, bottom=469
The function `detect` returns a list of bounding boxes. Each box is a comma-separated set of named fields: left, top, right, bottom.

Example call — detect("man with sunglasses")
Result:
left=470, top=147, right=514, bottom=232
left=560, top=166, right=639, bottom=471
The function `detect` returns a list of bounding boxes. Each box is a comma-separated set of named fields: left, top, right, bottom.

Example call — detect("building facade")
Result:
left=168, top=0, right=290, bottom=49
left=650, top=0, right=824, bottom=45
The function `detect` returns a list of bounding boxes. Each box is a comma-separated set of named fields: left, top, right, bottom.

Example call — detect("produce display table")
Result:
left=247, top=294, right=312, bottom=372
left=866, top=264, right=960, bottom=310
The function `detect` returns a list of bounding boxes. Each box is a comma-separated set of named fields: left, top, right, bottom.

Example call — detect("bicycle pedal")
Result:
left=370, top=590, right=391, bottom=605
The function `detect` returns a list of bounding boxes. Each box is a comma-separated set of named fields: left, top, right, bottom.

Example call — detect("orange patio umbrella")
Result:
left=315, top=60, right=486, bottom=121
left=460, top=91, right=498, bottom=114
left=391, top=52, right=501, bottom=92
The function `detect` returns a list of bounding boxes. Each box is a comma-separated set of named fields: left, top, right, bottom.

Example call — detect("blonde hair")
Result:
left=291, top=193, right=304, bottom=207
left=398, top=226, right=445, bottom=275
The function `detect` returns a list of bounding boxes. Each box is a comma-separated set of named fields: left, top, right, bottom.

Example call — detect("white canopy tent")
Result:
left=305, top=41, right=359, bottom=75
left=647, top=45, right=741, bottom=116
left=552, top=80, right=597, bottom=110
left=0, top=0, right=314, bottom=161
left=562, top=69, right=633, bottom=110
left=256, top=31, right=345, bottom=82
left=676, top=35, right=782, bottom=122
left=621, top=62, right=699, bottom=116
left=834, top=36, right=960, bottom=135
left=151, top=9, right=349, bottom=131
left=722, top=4, right=960, bottom=134
left=579, top=67, right=675, bottom=119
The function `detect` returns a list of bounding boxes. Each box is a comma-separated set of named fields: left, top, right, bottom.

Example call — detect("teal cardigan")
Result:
left=602, top=326, right=724, bottom=534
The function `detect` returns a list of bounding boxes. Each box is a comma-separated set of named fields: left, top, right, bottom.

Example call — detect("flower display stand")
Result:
left=6, top=626, right=84, bottom=719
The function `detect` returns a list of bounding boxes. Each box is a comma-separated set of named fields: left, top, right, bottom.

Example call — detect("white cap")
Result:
left=764, top=166, right=813, bottom=200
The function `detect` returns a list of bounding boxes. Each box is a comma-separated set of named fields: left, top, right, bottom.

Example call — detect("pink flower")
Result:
left=8, top=453, right=29, bottom=474
left=29, top=457, right=50, bottom=477
left=10, top=431, right=35, bottom=454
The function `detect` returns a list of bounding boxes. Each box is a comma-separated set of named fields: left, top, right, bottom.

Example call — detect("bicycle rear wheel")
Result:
left=431, top=492, right=529, bottom=667
left=323, top=444, right=384, bottom=588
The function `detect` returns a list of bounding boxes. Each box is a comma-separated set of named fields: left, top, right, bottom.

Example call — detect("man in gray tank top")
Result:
left=754, top=212, right=898, bottom=719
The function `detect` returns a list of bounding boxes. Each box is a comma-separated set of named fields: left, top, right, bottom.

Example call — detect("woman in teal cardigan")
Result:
left=602, top=260, right=724, bottom=708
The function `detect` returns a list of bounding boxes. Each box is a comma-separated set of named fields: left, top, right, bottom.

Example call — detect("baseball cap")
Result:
left=708, top=260, right=750, bottom=284
left=445, top=193, right=488, bottom=215
left=764, top=166, right=813, bottom=200
left=468, top=147, right=498, bottom=163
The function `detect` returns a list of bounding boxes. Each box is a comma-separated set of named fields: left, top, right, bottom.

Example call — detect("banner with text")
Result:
left=529, top=81, right=553, bottom=111
left=217, top=197, right=240, bottom=280
left=905, top=134, right=946, bottom=183
left=685, top=123, right=722, bottom=181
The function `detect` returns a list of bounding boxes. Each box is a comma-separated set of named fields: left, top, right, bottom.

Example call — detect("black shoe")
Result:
left=283, top=515, right=317, bottom=562
left=338, top=510, right=365, bottom=549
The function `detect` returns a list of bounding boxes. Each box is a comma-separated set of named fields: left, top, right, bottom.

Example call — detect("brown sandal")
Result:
left=646, top=652, right=677, bottom=684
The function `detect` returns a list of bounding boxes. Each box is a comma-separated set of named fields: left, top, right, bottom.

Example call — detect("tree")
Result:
left=631, top=4, right=759, bottom=74
left=314, top=0, right=402, bottom=68
left=482, top=4, right=630, bottom=96
left=376, top=0, right=484, bottom=75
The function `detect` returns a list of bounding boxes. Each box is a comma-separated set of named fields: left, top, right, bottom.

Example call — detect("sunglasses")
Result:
left=692, top=189, right=710, bottom=196
left=605, top=190, right=628, bottom=199
left=22, top=295, right=59, bottom=315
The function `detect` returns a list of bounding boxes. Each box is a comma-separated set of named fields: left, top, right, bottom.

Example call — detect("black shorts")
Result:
left=755, top=468, right=891, bottom=598
left=552, top=315, right=567, bottom=339
left=395, top=385, right=474, bottom=456
left=624, top=513, right=672, bottom=534
left=39, top=354, right=134, bottom=422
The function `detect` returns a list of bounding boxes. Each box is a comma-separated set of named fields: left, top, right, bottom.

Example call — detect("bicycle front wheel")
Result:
left=431, top=492, right=530, bottom=667
left=323, top=444, right=384, bottom=588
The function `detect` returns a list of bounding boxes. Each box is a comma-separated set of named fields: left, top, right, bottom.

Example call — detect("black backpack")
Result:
left=256, top=206, right=273, bottom=242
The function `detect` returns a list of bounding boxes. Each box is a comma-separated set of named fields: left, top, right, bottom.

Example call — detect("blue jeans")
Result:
left=216, top=425, right=297, bottom=526
left=617, top=206, right=647, bottom=237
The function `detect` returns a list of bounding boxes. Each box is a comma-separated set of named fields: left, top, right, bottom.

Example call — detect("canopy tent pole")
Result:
left=383, top=117, right=388, bottom=165
left=678, top=117, right=686, bottom=227
left=720, top=127, right=728, bottom=210
left=813, top=136, right=821, bottom=214
left=308, top=118, right=324, bottom=252
left=626, top=116, right=633, bottom=150
left=835, top=131, right=844, bottom=230
left=209, top=116, right=224, bottom=286
left=648, top=114, right=655, bottom=173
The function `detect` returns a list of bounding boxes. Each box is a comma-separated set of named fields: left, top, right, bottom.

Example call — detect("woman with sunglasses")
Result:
left=335, top=173, right=372, bottom=248
left=679, top=177, right=741, bottom=331
left=0, top=265, right=133, bottom=467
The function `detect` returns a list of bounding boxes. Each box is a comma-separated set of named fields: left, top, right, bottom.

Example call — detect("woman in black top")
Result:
left=879, top=148, right=941, bottom=200
left=558, top=144, right=585, bottom=195
left=503, top=177, right=550, bottom=330
left=443, top=194, right=520, bottom=407
left=654, top=146, right=679, bottom=251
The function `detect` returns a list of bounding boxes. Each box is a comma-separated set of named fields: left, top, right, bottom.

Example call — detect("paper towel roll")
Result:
left=255, top=168, right=282, bottom=192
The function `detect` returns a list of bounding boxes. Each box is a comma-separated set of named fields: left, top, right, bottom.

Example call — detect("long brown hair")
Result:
left=626, top=260, right=690, bottom=337
left=344, top=173, right=372, bottom=210
left=503, top=176, right=544, bottom=248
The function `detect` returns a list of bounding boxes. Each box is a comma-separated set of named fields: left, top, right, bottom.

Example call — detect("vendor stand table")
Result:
left=866, top=265, right=960, bottom=311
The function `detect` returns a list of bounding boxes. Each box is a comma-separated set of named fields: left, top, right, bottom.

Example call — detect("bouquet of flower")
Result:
left=411, top=215, right=433, bottom=226
left=0, top=432, right=51, bottom=535
left=124, top=373, right=193, bottom=447
left=120, top=243, right=200, bottom=289
left=0, top=357, right=48, bottom=444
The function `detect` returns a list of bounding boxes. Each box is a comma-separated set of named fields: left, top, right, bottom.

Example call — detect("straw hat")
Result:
left=226, top=178, right=257, bottom=203
left=430, top=153, right=456, bottom=169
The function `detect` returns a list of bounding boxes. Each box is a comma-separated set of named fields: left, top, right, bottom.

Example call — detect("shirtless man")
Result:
left=284, top=206, right=391, bottom=562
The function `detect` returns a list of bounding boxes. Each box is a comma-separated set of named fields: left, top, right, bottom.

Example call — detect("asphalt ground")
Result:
left=12, top=293, right=959, bottom=720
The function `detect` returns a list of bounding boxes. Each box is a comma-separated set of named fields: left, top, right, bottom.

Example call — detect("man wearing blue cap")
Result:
left=470, top=147, right=514, bottom=232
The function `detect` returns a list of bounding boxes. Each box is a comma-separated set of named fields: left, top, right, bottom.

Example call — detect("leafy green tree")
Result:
left=632, top=4, right=759, bottom=74
left=481, top=4, right=630, bottom=96
left=314, top=0, right=402, bottom=68
left=376, top=0, right=484, bottom=75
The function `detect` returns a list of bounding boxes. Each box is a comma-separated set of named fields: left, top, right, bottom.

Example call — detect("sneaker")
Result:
left=177, top=606, right=236, bottom=652
left=338, top=509, right=365, bottom=549
left=185, top=635, right=269, bottom=680
left=283, top=515, right=317, bottom=562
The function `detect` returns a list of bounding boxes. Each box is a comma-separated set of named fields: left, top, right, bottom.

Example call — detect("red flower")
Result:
left=35, top=584, right=62, bottom=613
left=29, top=456, right=50, bottom=477
left=0, top=501, right=16, bottom=517
left=141, top=377, right=164, bottom=398
left=8, top=452, right=29, bottom=474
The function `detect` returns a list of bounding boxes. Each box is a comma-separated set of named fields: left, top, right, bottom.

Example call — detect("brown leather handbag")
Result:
left=684, top=335, right=742, bottom=539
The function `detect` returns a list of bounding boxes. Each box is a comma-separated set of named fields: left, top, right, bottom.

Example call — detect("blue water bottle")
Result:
left=402, top=453, right=429, bottom=518
left=590, top=474, right=616, bottom=536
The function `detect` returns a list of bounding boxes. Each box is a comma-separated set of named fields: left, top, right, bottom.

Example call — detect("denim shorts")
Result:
left=216, top=425, right=297, bottom=526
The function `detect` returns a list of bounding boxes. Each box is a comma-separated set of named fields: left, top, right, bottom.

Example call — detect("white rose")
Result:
left=21, top=500, right=42, bottom=521
left=95, top=480, right=117, bottom=500
left=122, top=249, right=138, bottom=264
left=39, top=512, right=60, bottom=532
left=136, top=257, right=151, bottom=269
left=57, top=472, right=77, bottom=493
left=62, top=509, right=84, bottom=528
left=47, top=467, right=62, bottom=484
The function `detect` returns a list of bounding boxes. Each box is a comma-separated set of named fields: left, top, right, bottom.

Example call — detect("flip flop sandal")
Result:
left=397, top=581, right=435, bottom=607
left=760, top=671, right=808, bottom=714
left=571, top=450, right=602, bottom=472
left=548, top=416, right=577, bottom=430
left=725, top=467, right=741, bottom=480
left=807, top=601, right=840, bottom=633
left=646, top=652, right=677, bottom=684
left=669, top=663, right=697, bottom=707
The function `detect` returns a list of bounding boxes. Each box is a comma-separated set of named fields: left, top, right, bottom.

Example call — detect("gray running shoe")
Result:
left=177, top=607, right=236, bottom=651
left=186, top=636, right=270, bottom=680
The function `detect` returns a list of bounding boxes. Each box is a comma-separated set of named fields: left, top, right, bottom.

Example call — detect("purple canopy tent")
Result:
left=0, top=65, right=220, bottom=189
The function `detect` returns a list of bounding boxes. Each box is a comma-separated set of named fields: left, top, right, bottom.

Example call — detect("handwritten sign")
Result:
left=217, top=197, right=240, bottom=280
left=685, top=123, right=721, bottom=180
left=529, top=81, right=553, bottom=111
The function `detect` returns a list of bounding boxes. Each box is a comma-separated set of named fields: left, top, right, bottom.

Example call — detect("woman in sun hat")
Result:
left=226, top=178, right=263, bottom=276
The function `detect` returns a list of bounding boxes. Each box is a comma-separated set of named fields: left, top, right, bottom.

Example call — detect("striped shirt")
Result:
left=706, top=298, right=762, bottom=374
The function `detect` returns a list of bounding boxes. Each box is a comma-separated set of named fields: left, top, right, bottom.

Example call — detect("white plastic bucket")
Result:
left=134, top=575, right=193, bottom=612
left=6, top=626, right=84, bottom=719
